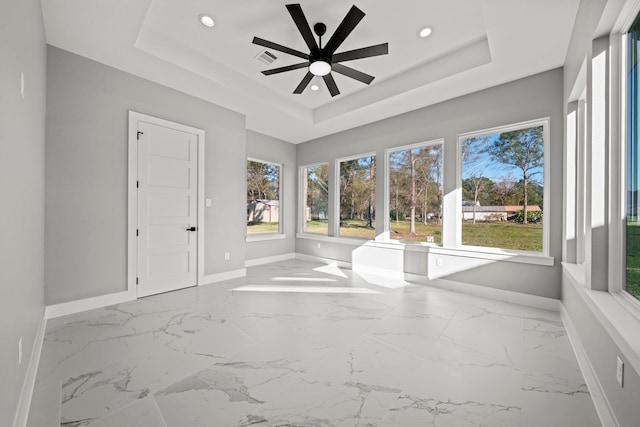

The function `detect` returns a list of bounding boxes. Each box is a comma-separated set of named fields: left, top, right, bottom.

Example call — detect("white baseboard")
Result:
left=294, top=253, right=352, bottom=269
left=426, top=277, right=561, bottom=312
left=200, top=269, right=246, bottom=285
left=13, top=312, right=47, bottom=427
left=561, top=304, right=619, bottom=427
left=245, top=253, right=295, bottom=267
left=45, top=290, right=136, bottom=319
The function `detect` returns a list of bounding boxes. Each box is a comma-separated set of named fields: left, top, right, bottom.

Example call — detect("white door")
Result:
left=136, top=120, right=198, bottom=297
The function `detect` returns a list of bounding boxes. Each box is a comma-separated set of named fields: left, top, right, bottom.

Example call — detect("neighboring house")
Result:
left=462, top=205, right=541, bottom=221
left=247, top=199, right=280, bottom=223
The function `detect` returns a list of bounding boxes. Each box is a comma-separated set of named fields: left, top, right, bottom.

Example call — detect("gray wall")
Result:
left=561, top=1, right=640, bottom=425
left=297, top=69, right=564, bottom=299
left=0, top=0, right=47, bottom=424
left=45, top=46, right=247, bottom=305
left=563, top=277, right=640, bottom=426
left=246, top=131, right=297, bottom=261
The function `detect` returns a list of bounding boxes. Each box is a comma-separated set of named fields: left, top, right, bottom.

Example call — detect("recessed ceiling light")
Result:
left=310, top=84, right=320, bottom=91
left=418, top=27, right=432, bottom=38
left=199, top=14, right=215, bottom=28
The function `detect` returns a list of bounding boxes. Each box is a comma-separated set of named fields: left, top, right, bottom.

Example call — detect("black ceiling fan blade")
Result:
left=252, top=37, right=308, bottom=60
left=323, top=73, right=340, bottom=97
left=286, top=4, right=319, bottom=52
left=294, top=71, right=314, bottom=94
left=262, top=62, right=309, bottom=76
left=323, top=5, right=366, bottom=56
left=332, top=43, right=389, bottom=63
left=331, top=63, right=375, bottom=85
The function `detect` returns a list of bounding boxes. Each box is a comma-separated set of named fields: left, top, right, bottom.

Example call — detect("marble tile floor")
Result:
left=27, top=259, right=601, bottom=427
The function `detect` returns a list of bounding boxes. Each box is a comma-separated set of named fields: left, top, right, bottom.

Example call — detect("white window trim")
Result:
left=298, top=162, right=329, bottom=237
left=335, top=152, right=377, bottom=240
left=381, top=138, right=444, bottom=244
left=246, top=233, right=286, bottom=242
left=616, top=8, right=640, bottom=307
left=455, top=117, right=551, bottom=257
left=246, top=157, right=284, bottom=237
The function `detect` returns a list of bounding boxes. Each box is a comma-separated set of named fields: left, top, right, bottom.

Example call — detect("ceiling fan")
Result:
left=252, top=3, right=389, bottom=97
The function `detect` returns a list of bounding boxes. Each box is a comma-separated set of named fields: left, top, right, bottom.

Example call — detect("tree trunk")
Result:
left=523, top=174, right=528, bottom=224
left=395, top=186, right=399, bottom=225
left=410, top=150, right=416, bottom=234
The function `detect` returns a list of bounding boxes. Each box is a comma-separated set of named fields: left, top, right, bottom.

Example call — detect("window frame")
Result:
left=335, top=152, right=377, bottom=240
left=382, top=138, right=444, bottom=244
left=456, top=118, right=551, bottom=256
left=246, top=157, right=284, bottom=241
left=298, top=162, right=330, bottom=237
left=619, top=14, right=640, bottom=308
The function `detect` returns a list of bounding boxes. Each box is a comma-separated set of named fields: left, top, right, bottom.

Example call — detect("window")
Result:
left=626, top=16, right=640, bottom=300
left=339, top=154, right=376, bottom=239
left=247, top=159, right=281, bottom=235
left=301, top=163, right=329, bottom=235
left=387, top=142, right=443, bottom=243
left=459, top=120, right=547, bottom=252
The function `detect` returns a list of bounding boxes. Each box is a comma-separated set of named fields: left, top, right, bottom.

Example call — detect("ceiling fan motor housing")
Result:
left=314, top=22, right=327, bottom=37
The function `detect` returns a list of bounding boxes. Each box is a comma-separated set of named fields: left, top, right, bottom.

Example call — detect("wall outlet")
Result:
left=436, top=257, right=444, bottom=266
left=18, top=337, right=23, bottom=364
left=616, top=356, right=624, bottom=387
left=224, top=252, right=230, bottom=261
left=317, top=242, right=321, bottom=249
left=205, top=198, right=212, bottom=207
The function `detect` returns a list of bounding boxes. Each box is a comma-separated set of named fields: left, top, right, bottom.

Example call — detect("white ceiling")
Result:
left=40, top=0, right=580, bottom=143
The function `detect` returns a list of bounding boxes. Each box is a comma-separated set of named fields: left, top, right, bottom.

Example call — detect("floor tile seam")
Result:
left=435, top=335, right=523, bottom=368
left=89, top=395, right=168, bottom=427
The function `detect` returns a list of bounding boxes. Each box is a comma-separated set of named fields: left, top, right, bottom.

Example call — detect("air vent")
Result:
left=254, top=50, right=278, bottom=65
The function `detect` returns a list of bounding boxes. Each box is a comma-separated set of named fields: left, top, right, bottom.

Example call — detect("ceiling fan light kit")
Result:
left=252, top=3, right=389, bottom=97
left=309, top=60, right=331, bottom=76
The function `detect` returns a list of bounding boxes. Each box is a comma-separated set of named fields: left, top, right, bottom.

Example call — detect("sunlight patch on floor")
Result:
left=313, top=263, right=349, bottom=278
left=231, top=285, right=382, bottom=294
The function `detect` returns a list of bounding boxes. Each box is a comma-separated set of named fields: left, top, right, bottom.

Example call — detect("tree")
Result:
left=461, top=136, right=492, bottom=223
left=247, top=160, right=279, bottom=201
left=489, top=126, right=543, bottom=224
left=306, top=164, right=328, bottom=220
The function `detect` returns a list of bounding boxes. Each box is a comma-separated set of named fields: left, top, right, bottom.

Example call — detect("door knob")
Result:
left=186, top=226, right=197, bottom=232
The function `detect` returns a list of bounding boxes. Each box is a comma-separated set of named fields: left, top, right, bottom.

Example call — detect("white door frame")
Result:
left=127, top=111, right=205, bottom=297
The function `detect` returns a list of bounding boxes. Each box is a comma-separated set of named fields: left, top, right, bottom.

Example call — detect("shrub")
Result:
left=511, top=209, right=543, bottom=223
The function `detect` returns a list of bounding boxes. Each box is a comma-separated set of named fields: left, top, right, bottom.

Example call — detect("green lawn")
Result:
left=331, top=219, right=541, bottom=251
left=246, top=221, right=279, bottom=234
left=340, top=219, right=376, bottom=239
left=304, top=220, right=329, bottom=235
left=462, top=221, right=543, bottom=252
left=626, top=222, right=640, bottom=300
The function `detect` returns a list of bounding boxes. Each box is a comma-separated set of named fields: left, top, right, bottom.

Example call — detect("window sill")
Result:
left=296, top=233, right=373, bottom=245
left=296, top=233, right=554, bottom=265
left=563, top=262, right=640, bottom=378
left=430, top=246, right=555, bottom=266
left=246, top=233, right=286, bottom=243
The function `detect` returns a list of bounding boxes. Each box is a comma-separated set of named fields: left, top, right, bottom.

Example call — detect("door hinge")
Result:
left=136, top=180, right=139, bottom=188
left=136, top=229, right=139, bottom=236
left=136, top=277, right=139, bottom=285
left=137, top=131, right=144, bottom=140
